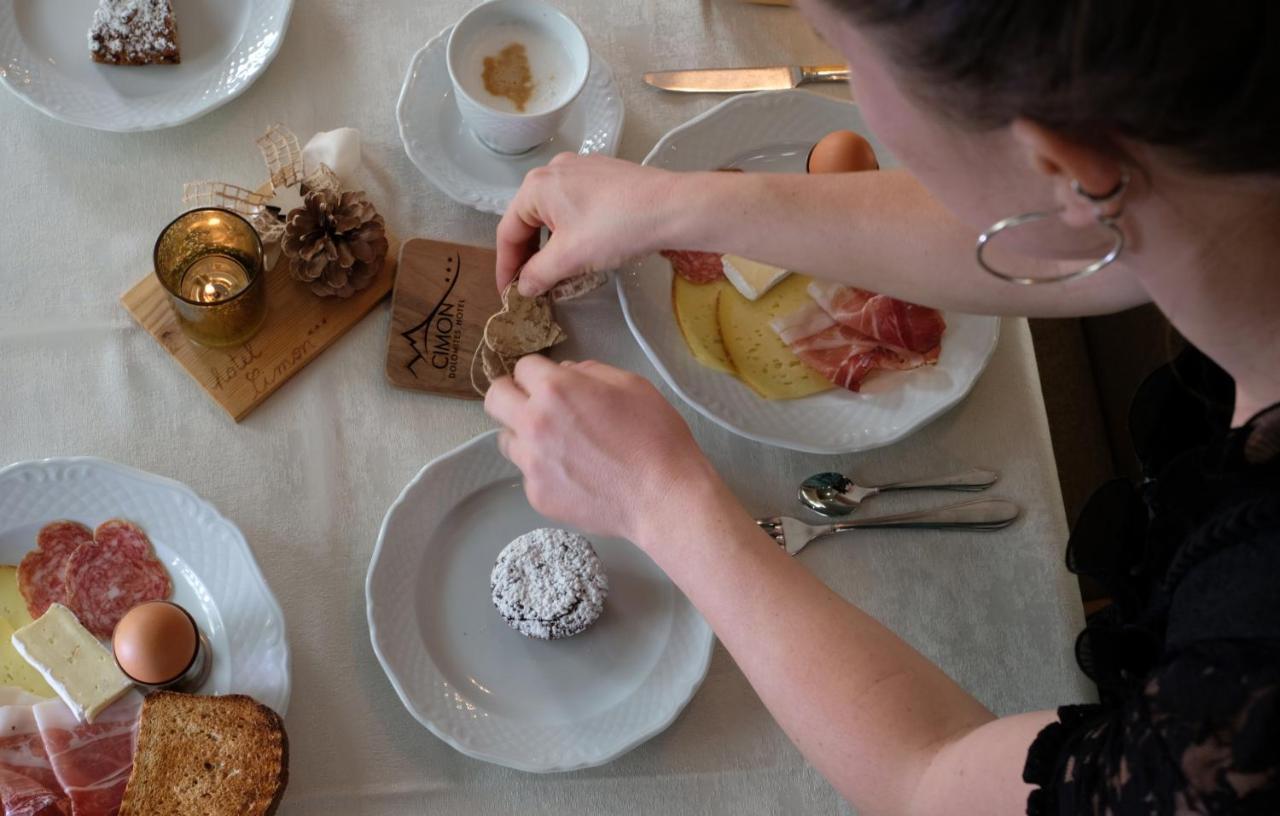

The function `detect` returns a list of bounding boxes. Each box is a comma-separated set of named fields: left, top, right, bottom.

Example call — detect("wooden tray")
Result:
left=122, top=243, right=397, bottom=422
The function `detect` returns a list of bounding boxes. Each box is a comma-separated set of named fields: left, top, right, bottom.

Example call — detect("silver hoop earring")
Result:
left=976, top=171, right=1130, bottom=286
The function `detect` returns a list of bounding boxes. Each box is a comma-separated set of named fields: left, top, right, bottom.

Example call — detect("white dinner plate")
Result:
left=367, top=431, right=714, bottom=773
left=396, top=24, right=624, bottom=214
left=617, top=90, right=1000, bottom=455
left=0, top=457, right=290, bottom=714
left=0, top=0, right=293, bottom=131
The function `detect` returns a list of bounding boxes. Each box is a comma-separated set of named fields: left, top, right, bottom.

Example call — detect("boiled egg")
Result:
left=112, top=601, right=198, bottom=685
left=806, top=130, right=879, bottom=174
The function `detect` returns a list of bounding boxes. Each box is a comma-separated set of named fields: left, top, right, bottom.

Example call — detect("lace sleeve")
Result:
left=1023, top=640, right=1280, bottom=814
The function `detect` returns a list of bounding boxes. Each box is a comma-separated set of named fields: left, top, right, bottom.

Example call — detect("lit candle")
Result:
left=179, top=254, right=251, bottom=303
left=154, top=208, right=267, bottom=348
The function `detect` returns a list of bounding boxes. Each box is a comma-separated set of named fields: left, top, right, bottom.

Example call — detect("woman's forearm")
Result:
left=634, top=476, right=999, bottom=814
left=664, top=169, right=1147, bottom=317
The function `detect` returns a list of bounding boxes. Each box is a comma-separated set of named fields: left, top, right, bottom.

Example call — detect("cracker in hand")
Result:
left=470, top=282, right=567, bottom=395
left=485, top=283, right=568, bottom=357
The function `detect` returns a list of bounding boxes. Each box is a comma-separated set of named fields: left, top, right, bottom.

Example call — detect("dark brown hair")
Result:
left=829, top=1, right=1279, bottom=175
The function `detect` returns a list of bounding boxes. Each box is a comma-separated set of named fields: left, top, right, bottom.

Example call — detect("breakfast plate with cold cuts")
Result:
left=617, top=90, right=1001, bottom=454
left=367, top=431, right=714, bottom=773
left=0, top=457, right=290, bottom=814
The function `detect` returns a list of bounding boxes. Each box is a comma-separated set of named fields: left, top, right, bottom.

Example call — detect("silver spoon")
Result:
left=799, top=468, right=999, bottom=517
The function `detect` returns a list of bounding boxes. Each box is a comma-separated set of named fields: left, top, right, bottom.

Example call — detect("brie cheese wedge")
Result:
left=11, top=604, right=132, bottom=722
left=721, top=254, right=790, bottom=301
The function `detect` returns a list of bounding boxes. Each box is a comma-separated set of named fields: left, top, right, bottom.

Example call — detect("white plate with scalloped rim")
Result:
left=367, top=431, right=713, bottom=773
left=0, top=0, right=293, bottom=132
left=396, top=24, right=624, bottom=214
left=616, top=90, right=1000, bottom=455
left=0, top=457, right=290, bottom=714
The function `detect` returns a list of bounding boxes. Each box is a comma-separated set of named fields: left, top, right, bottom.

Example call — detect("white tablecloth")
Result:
left=0, top=1, right=1091, bottom=812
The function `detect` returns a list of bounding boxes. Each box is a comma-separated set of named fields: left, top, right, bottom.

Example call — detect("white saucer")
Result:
left=396, top=25, right=624, bottom=215
left=366, top=431, right=713, bottom=772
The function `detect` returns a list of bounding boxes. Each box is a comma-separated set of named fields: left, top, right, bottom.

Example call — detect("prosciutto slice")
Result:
left=0, top=768, right=63, bottom=816
left=771, top=283, right=945, bottom=392
left=33, top=694, right=140, bottom=816
left=0, top=704, right=67, bottom=816
left=807, top=280, right=945, bottom=354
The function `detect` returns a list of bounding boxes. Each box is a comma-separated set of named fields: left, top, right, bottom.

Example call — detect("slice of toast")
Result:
left=118, top=692, right=288, bottom=816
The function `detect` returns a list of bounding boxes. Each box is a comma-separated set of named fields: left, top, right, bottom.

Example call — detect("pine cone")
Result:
left=281, top=189, right=388, bottom=298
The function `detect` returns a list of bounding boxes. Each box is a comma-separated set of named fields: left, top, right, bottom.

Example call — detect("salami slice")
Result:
left=64, top=520, right=172, bottom=639
left=661, top=249, right=725, bottom=284
left=92, top=519, right=154, bottom=560
left=18, top=521, right=93, bottom=619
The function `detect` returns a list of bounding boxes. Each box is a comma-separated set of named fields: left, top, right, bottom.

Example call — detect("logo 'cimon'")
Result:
left=402, top=253, right=466, bottom=380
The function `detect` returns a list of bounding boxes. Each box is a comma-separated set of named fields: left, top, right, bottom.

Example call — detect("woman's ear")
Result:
left=1011, top=119, right=1126, bottom=228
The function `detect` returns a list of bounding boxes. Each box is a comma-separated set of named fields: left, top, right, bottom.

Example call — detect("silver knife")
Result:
left=644, top=63, right=849, bottom=93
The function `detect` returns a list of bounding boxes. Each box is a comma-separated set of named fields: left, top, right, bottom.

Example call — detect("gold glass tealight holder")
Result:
left=153, top=208, right=267, bottom=348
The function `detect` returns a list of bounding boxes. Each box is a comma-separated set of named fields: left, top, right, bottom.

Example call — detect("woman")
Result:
left=483, top=1, right=1279, bottom=812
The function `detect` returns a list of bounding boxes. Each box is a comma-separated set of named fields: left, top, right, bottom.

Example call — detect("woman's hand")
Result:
left=483, top=355, right=725, bottom=543
left=496, top=153, right=681, bottom=296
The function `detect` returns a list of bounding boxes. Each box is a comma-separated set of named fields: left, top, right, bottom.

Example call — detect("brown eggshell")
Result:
left=112, top=601, right=198, bottom=685
left=806, top=130, right=880, bottom=174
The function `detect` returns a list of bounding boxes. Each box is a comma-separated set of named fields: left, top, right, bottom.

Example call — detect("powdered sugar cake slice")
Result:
left=88, top=0, right=180, bottom=65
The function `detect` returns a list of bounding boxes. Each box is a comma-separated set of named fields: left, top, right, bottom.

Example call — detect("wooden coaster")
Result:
left=385, top=238, right=506, bottom=400
left=121, top=242, right=398, bottom=422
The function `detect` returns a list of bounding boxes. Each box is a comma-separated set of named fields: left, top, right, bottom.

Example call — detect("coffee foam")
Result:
left=458, top=21, right=577, bottom=115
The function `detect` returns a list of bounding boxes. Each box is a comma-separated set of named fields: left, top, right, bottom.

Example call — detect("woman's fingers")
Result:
left=486, top=356, right=578, bottom=432
left=483, top=374, right=528, bottom=428
left=516, top=234, right=581, bottom=297
left=496, top=153, right=671, bottom=295
left=512, top=353, right=564, bottom=391
left=496, top=201, right=543, bottom=292
left=573, top=359, right=638, bottom=387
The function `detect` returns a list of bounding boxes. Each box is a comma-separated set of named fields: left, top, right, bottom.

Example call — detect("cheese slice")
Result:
left=11, top=603, right=132, bottom=722
left=0, top=566, right=54, bottom=697
left=673, top=276, right=735, bottom=374
left=721, top=254, right=790, bottom=301
left=718, top=275, right=833, bottom=399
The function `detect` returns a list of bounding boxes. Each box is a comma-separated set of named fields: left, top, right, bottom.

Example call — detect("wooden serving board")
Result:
left=121, top=242, right=398, bottom=422
left=385, top=238, right=506, bottom=400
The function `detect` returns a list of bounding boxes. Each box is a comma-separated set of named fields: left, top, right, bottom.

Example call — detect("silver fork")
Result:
left=756, top=498, right=1020, bottom=556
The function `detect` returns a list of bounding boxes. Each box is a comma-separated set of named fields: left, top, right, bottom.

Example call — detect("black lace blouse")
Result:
left=1023, top=348, right=1280, bottom=814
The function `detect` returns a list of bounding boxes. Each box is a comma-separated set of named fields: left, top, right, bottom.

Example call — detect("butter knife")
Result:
left=643, top=64, right=849, bottom=94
